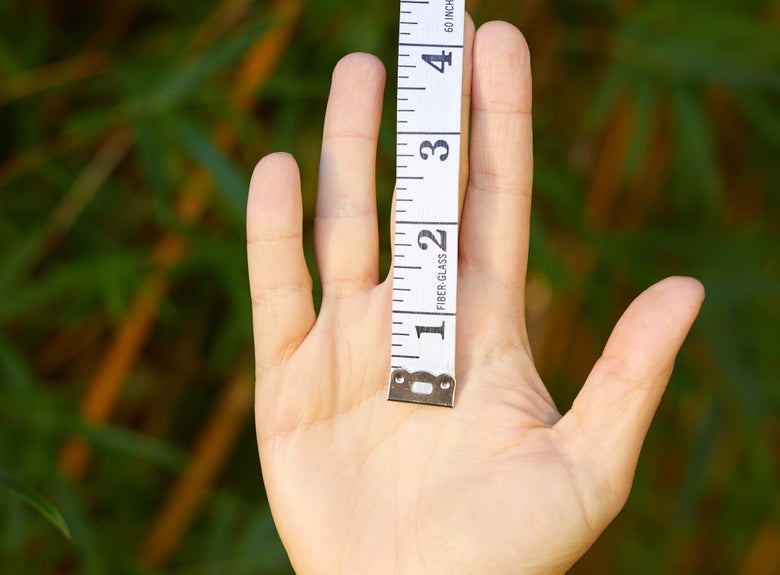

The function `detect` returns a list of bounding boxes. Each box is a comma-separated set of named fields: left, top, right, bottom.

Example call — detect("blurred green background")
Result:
left=1, top=0, right=778, bottom=573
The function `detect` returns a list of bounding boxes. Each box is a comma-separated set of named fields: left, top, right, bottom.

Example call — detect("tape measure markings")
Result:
left=388, top=0, right=464, bottom=408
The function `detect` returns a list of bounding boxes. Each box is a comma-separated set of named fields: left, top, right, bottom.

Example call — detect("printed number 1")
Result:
left=416, top=322, right=445, bottom=340
left=421, top=51, right=452, bottom=73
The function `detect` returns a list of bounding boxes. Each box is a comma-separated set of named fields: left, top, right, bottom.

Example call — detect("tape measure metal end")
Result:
left=388, top=369, right=456, bottom=408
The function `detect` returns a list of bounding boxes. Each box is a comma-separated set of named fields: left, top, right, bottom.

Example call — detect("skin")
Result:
left=246, top=19, right=704, bottom=575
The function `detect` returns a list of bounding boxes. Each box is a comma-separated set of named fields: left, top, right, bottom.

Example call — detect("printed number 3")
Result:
left=419, top=140, right=450, bottom=161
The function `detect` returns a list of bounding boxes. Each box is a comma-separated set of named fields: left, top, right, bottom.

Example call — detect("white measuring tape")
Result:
left=388, top=0, right=465, bottom=408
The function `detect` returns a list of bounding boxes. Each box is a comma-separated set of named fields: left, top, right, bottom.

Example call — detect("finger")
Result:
left=556, top=277, right=705, bottom=517
left=460, top=22, right=533, bottom=305
left=247, top=153, right=316, bottom=372
left=315, top=53, right=386, bottom=297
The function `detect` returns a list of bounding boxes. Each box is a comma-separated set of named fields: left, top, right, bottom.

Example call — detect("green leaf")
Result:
left=0, top=34, right=20, bottom=74
left=133, top=19, right=272, bottom=113
left=672, top=87, right=722, bottom=212
left=0, top=472, right=71, bottom=540
left=735, top=93, right=780, bottom=150
left=586, top=65, right=628, bottom=130
left=205, top=495, right=241, bottom=573
left=623, top=78, right=655, bottom=180
left=0, top=232, right=45, bottom=298
left=52, top=478, right=104, bottom=575
left=234, top=506, right=293, bottom=570
left=0, top=250, right=144, bottom=323
left=169, top=114, right=248, bottom=215
left=131, top=114, right=175, bottom=227
left=72, top=422, right=188, bottom=472
left=618, top=3, right=780, bottom=90
left=0, top=333, right=35, bottom=391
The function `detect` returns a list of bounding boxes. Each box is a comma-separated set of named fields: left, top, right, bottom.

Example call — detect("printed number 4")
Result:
left=422, top=51, right=452, bottom=73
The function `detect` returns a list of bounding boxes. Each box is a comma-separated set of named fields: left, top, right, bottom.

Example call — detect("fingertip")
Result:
left=640, top=276, right=706, bottom=325
left=477, top=20, right=528, bottom=43
left=323, top=52, right=386, bottom=137
left=474, top=20, right=531, bottom=67
left=250, top=152, right=298, bottom=190
left=248, top=152, right=302, bottom=235
left=473, top=21, right=532, bottom=114
left=332, top=52, right=386, bottom=86
left=653, top=275, right=706, bottom=303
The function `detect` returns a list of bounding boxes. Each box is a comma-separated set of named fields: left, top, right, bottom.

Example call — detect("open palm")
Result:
left=247, top=21, right=703, bottom=575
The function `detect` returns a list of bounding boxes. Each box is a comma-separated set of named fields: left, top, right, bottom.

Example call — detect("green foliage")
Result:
left=0, top=0, right=778, bottom=574
left=0, top=472, right=71, bottom=540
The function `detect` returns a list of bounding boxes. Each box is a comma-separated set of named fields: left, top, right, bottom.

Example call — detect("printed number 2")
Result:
left=418, top=229, right=447, bottom=252
left=421, top=51, right=453, bottom=73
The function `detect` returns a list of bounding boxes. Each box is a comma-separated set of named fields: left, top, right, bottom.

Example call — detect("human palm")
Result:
left=247, top=21, right=703, bottom=575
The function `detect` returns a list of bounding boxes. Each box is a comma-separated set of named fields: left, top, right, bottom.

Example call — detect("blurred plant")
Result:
left=0, top=471, right=71, bottom=540
left=0, top=0, right=778, bottom=574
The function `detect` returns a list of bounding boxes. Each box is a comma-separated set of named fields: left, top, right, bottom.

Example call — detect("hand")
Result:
left=246, top=19, right=704, bottom=575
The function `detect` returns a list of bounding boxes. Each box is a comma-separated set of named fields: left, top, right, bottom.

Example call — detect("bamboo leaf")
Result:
left=0, top=233, right=45, bottom=298
left=623, top=78, right=655, bottom=179
left=735, top=93, right=780, bottom=149
left=51, top=479, right=105, bottom=575
left=0, top=250, right=144, bottom=323
left=0, top=333, right=35, bottom=391
left=169, top=114, right=248, bottom=215
left=71, top=423, right=188, bottom=472
left=131, top=113, right=178, bottom=228
left=0, top=472, right=71, bottom=540
left=586, top=66, right=629, bottom=130
left=618, top=4, right=780, bottom=89
left=131, top=115, right=165, bottom=201
left=132, top=20, right=272, bottom=113
left=672, top=87, right=722, bottom=211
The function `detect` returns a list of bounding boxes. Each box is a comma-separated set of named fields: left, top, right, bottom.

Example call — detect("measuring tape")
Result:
left=387, top=0, right=465, bottom=408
